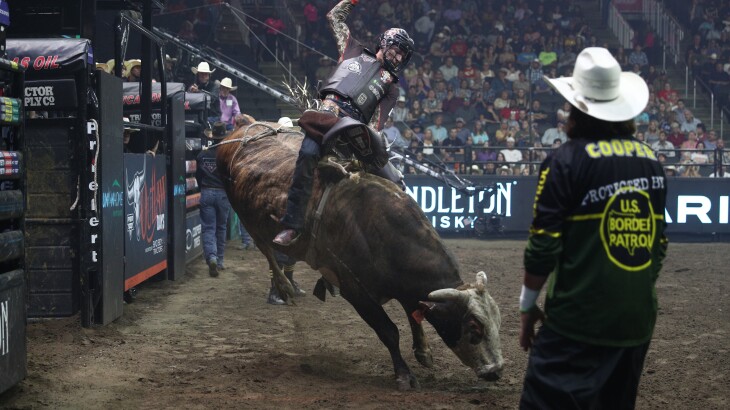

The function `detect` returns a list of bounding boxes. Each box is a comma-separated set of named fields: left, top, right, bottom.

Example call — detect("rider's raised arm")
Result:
left=327, top=0, right=354, bottom=58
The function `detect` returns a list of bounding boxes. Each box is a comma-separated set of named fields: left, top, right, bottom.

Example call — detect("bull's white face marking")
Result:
left=451, top=285, right=503, bottom=378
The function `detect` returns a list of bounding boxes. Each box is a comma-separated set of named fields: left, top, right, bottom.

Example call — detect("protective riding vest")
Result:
left=319, top=50, right=398, bottom=122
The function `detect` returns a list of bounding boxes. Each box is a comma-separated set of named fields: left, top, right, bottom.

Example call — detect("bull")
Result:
left=216, top=122, right=503, bottom=390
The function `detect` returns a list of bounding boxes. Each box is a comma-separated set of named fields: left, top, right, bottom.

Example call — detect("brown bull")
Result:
left=216, top=122, right=503, bottom=390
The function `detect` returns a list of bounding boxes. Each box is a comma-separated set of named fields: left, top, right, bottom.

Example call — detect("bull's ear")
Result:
left=467, top=316, right=484, bottom=344
left=420, top=301, right=452, bottom=322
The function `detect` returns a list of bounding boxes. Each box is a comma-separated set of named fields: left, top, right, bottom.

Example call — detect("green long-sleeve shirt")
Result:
left=524, top=135, right=668, bottom=347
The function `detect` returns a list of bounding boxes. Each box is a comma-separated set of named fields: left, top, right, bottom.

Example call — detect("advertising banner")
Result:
left=6, top=38, right=91, bottom=79
left=123, top=154, right=167, bottom=290
left=24, top=79, right=78, bottom=110
left=403, top=175, right=730, bottom=239
left=185, top=209, right=203, bottom=263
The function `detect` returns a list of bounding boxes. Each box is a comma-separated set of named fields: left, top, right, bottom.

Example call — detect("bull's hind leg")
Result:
left=342, top=290, right=420, bottom=390
left=404, top=312, right=434, bottom=368
left=258, top=245, right=295, bottom=304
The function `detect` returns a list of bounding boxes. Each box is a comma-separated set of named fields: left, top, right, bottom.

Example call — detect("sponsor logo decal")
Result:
left=600, top=187, right=656, bottom=271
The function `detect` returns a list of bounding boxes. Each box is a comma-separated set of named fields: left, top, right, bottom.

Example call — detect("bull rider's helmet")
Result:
left=377, top=28, right=414, bottom=73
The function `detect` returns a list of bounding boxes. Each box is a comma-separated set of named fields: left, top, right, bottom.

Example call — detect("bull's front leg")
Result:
left=404, top=311, right=434, bottom=368
left=342, top=290, right=420, bottom=390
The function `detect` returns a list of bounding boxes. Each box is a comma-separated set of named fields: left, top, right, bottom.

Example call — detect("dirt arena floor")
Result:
left=1, top=239, right=728, bottom=409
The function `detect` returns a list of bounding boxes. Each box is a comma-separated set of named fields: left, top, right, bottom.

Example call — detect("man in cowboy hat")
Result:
left=123, top=59, right=142, bottom=82
left=519, top=47, right=668, bottom=409
left=189, top=61, right=221, bottom=123
left=218, top=77, right=240, bottom=130
left=195, top=121, right=230, bottom=277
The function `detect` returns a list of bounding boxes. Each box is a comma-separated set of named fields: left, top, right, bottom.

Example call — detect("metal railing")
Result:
left=608, top=4, right=634, bottom=49
left=641, top=0, right=684, bottom=67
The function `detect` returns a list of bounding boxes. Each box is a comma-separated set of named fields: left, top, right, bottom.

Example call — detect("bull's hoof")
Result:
left=414, top=349, right=434, bottom=368
left=396, top=374, right=420, bottom=391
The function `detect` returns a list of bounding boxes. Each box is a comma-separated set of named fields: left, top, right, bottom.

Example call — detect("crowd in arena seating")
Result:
left=124, top=0, right=730, bottom=177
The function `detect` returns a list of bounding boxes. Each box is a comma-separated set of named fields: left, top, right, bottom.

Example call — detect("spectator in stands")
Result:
left=491, top=68, right=512, bottom=96
left=716, top=138, right=730, bottom=165
left=500, top=137, right=523, bottom=163
left=439, top=88, right=459, bottom=114
left=196, top=122, right=230, bottom=277
left=218, top=78, right=240, bottom=131
left=189, top=62, right=221, bottom=124
left=681, top=130, right=700, bottom=150
left=303, top=1, right=320, bottom=41
left=541, top=122, right=567, bottom=146
left=392, top=96, right=409, bottom=124
left=494, top=90, right=511, bottom=110
left=645, top=120, right=661, bottom=145
left=421, top=128, right=438, bottom=158
left=664, top=165, right=677, bottom=177
left=672, top=100, right=688, bottom=124
left=422, top=89, right=442, bottom=117
left=481, top=101, right=501, bottom=124
left=557, top=46, right=577, bottom=73
left=667, top=122, right=686, bottom=147
left=556, top=101, right=571, bottom=123
left=691, top=141, right=710, bottom=164
left=382, top=117, right=405, bottom=148
left=657, top=81, right=679, bottom=106
left=453, top=117, right=470, bottom=142
left=703, top=128, right=719, bottom=150
left=480, top=62, right=496, bottom=82
left=680, top=110, right=702, bottom=133
left=526, top=59, right=544, bottom=85
left=413, top=9, right=437, bottom=50
left=528, top=100, right=549, bottom=126
left=442, top=128, right=465, bottom=156
left=513, top=72, right=531, bottom=94
left=708, top=61, right=730, bottom=92
left=264, top=12, right=286, bottom=61
left=538, top=44, right=558, bottom=68
left=439, top=57, right=460, bottom=87
left=124, top=59, right=142, bottom=82
left=429, top=33, right=449, bottom=57
left=407, top=99, right=427, bottom=124
left=614, top=47, right=629, bottom=68
left=178, top=20, right=196, bottom=42
left=427, top=114, right=448, bottom=143
left=652, top=130, right=676, bottom=159
left=471, top=120, right=489, bottom=145
left=494, top=120, right=512, bottom=146
left=628, top=44, right=649, bottom=68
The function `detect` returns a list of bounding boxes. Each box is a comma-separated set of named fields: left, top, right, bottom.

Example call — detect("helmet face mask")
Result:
left=378, top=28, right=414, bottom=73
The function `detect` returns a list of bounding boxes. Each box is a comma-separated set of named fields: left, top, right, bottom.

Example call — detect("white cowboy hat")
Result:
left=191, top=61, right=215, bottom=74
left=219, top=77, right=237, bottom=90
left=124, top=59, right=142, bottom=71
left=277, top=117, right=293, bottom=127
left=545, top=47, right=649, bottom=122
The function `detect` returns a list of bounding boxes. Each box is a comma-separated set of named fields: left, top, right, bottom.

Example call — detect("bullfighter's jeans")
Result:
left=200, top=188, right=230, bottom=267
left=281, top=135, right=321, bottom=231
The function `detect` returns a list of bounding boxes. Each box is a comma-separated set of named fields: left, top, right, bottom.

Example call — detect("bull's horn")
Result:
left=475, top=271, right=488, bottom=293
left=428, top=288, right=468, bottom=305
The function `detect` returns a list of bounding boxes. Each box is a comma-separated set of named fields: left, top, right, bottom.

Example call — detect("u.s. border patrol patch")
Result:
left=599, top=187, right=657, bottom=271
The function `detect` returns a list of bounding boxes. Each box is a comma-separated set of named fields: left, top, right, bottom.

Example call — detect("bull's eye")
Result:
left=466, top=315, right=485, bottom=344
